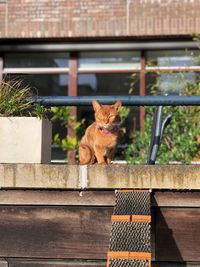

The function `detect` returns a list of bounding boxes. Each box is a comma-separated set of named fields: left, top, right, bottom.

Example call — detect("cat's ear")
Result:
left=92, top=100, right=102, bottom=111
left=113, top=100, right=122, bottom=112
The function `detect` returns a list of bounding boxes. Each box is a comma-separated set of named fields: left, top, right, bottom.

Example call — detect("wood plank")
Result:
left=0, top=190, right=115, bottom=206
left=8, top=259, right=106, bottom=267
left=6, top=259, right=200, bottom=267
left=0, top=206, right=112, bottom=259
left=0, top=202, right=199, bottom=261
left=155, top=208, right=200, bottom=261
left=153, top=263, right=200, bottom=267
left=152, top=191, right=200, bottom=207
left=0, top=190, right=199, bottom=207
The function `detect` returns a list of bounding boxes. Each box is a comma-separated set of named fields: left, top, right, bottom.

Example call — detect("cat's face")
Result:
left=92, top=100, right=122, bottom=129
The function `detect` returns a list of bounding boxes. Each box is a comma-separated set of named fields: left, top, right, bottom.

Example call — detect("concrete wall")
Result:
left=0, top=164, right=199, bottom=189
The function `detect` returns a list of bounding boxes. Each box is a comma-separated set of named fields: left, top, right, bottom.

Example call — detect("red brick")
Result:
left=0, top=0, right=199, bottom=38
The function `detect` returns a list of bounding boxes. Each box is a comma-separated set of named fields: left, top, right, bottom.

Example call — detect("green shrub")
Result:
left=51, top=106, right=85, bottom=154
left=124, top=78, right=200, bottom=164
left=0, top=80, right=47, bottom=118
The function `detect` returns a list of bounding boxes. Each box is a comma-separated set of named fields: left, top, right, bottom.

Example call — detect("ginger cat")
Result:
left=79, top=100, right=122, bottom=165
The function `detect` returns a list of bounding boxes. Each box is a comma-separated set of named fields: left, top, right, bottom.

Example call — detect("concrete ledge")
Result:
left=0, top=164, right=199, bottom=190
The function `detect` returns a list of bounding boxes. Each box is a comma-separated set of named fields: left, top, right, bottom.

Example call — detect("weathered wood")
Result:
left=152, top=191, right=200, bottom=207
left=0, top=190, right=199, bottom=207
left=6, top=259, right=200, bottom=267
left=0, top=206, right=112, bottom=259
left=7, top=259, right=106, bottom=267
left=155, top=208, right=200, bottom=261
left=153, top=263, right=200, bottom=267
left=0, top=190, right=115, bottom=206
left=0, top=206, right=200, bottom=261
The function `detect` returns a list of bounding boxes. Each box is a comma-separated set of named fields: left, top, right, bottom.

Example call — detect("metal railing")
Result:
left=36, top=95, right=200, bottom=106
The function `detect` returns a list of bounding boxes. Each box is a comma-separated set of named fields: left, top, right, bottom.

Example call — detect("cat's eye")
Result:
left=109, top=115, right=115, bottom=118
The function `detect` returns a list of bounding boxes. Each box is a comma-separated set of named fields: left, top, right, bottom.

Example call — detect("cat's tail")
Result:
left=78, top=144, right=96, bottom=165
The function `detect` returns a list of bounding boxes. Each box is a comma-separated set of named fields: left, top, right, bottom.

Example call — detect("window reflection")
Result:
left=146, top=50, right=200, bottom=67
left=4, top=53, right=69, bottom=68
left=78, top=73, right=139, bottom=96
left=146, top=72, right=197, bottom=94
left=78, top=51, right=140, bottom=69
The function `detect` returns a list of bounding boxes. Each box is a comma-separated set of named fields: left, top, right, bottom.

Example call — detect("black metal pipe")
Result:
left=35, top=95, right=200, bottom=106
left=147, top=106, right=163, bottom=165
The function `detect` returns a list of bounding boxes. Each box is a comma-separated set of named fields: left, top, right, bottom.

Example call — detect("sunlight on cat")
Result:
left=78, top=100, right=122, bottom=165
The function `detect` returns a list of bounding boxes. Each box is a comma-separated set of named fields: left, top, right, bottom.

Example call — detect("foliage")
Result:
left=31, top=103, right=49, bottom=119
left=51, top=106, right=85, bottom=152
left=0, top=79, right=48, bottom=118
left=0, top=80, right=33, bottom=116
left=124, top=75, right=200, bottom=164
left=119, top=106, right=131, bottom=124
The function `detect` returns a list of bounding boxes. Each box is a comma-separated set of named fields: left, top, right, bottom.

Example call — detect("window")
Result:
left=146, top=50, right=200, bottom=94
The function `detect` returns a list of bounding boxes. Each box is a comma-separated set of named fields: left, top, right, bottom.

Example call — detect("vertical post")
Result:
left=0, top=57, right=3, bottom=80
left=139, top=51, right=146, bottom=131
left=68, top=52, right=78, bottom=164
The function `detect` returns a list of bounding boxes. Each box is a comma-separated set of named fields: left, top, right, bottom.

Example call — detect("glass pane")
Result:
left=4, top=53, right=69, bottom=68
left=78, top=51, right=140, bottom=69
left=146, top=50, right=200, bottom=67
left=78, top=73, right=139, bottom=96
left=146, top=72, right=197, bottom=95
left=4, top=74, right=68, bottom=95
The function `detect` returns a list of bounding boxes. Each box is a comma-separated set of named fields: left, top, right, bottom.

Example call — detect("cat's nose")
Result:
left=104, top=123, right=109, bottom=128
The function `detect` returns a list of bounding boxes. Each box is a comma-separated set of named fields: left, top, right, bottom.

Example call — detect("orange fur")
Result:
left=78, top=100, right=122, bottom=165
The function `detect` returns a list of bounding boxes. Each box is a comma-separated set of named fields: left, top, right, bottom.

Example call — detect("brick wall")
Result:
left=0, top=0, right=200, bottom=39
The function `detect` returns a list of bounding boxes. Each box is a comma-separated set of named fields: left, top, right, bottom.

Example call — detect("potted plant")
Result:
left=0, top=80, right=52, bottom=164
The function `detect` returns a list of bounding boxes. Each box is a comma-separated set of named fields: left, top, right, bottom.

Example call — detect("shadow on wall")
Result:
left=152, top=195, right=186, bottom=267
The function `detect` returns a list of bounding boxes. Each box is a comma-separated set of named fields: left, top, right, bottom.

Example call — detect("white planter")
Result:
left=0, top=117, right=52, bottom=163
